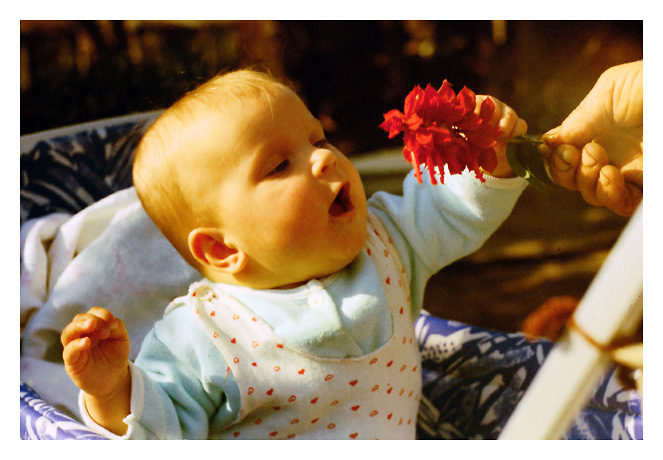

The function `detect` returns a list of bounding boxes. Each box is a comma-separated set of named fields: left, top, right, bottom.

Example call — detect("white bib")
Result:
left=187, top=213, right=421, bottom=439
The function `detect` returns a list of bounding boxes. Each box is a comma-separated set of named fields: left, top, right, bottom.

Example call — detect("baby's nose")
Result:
left=311, top=148, right=337, bottom=178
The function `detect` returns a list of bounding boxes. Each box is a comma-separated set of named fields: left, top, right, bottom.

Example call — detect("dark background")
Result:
left=20, top=20, right=643, bottom=146
left=20, top=20, right=643, bottom=332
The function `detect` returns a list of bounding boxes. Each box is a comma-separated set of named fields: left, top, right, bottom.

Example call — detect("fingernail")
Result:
left=560, top=145, right=577, bottom=165
left=553, top=150, right=571, bottom=172
left=599, top=171, right=610, bottom=186
left=109, top=319, right=119, bottom=329
left=582, top=151, right=598, bottom=167
left=537, top=143, right=551, bottom=154
left=542, top=126, right=560, bottom=143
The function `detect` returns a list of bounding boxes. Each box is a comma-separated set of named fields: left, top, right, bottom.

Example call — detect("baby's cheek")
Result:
left=268, top=188, right=319, bottom=240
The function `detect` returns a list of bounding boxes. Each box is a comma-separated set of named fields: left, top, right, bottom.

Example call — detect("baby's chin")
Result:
left=277, top=245, right=367, bottom=290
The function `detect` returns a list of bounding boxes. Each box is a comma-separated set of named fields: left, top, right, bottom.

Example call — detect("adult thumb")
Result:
left=544, top=78, right=611, bottom=147
left=544, top=61, right=643, bottom=148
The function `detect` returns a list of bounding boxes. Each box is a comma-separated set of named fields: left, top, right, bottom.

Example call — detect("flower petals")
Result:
left=379, top=80, right=502, bottom=184
left=379, top=109, right=405, bottom=138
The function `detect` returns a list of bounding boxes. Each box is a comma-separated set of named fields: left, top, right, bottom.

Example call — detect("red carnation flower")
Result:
left=379, top=80, right=502, bottom=184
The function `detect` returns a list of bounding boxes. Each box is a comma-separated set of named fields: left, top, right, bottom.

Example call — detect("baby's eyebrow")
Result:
left=310, top=117, right=325, bottom=134
left=249, top=144, right=276, bottom=176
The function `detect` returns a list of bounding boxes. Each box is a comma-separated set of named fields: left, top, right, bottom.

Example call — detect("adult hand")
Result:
left=540, top=61, right=643, bottom=216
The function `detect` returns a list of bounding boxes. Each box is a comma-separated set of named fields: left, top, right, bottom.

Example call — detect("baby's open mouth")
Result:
left=329, top=183, right=354, bottom=217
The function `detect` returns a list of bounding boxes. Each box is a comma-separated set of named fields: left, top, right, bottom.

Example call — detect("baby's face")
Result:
left=188, top=88, right=368, bottom=289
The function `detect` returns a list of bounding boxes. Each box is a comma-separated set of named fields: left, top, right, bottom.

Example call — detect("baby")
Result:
left=61, top=70, right=529, bottom=439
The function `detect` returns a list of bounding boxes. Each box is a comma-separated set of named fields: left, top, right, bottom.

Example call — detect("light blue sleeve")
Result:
left=80, top=305, right=240, bottom=439
left=367, top=170, right=527, bottom=318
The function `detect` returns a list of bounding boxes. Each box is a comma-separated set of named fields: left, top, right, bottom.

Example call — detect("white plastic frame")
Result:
left=499, top=202, right=643, bottom=439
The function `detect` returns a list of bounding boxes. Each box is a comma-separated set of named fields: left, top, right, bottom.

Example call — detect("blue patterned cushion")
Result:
left=20, top=114, right=159, bottom=224
left=414, top=312, right=642, bottom=440
left=20, top=383, right=107, bottom=440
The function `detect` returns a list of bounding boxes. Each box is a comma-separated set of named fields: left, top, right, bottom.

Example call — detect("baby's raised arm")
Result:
left=61, top=306, right=132, bottom=436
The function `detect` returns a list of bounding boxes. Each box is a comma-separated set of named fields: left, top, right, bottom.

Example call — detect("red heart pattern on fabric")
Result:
left=190, top=215, right=420, bottom=440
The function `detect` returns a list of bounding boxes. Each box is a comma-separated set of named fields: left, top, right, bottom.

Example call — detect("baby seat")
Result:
left=19, top=113, right=642, bottom=440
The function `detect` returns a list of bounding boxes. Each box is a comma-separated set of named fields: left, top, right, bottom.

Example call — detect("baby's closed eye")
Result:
left=269, top=159, right=290, bottom=175
left=313, top=138, right=329, bottom=148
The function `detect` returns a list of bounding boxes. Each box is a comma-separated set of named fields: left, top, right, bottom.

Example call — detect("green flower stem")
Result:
left=502, top=136, right=544, bottom=145
left=504, top=134, right=556, bottom=193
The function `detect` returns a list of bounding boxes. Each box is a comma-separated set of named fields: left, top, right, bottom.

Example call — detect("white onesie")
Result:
left=187, top=213, right=422, bottom=439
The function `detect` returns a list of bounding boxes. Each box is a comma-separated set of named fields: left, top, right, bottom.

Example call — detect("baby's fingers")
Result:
left=60, top=308, right=123, bottom=347
left=496, top=104, right=522, bottom=138
left=86, top=307, right=127, bottom=341
left=61, top=314, right=96, bottom=347
left=509, top=118, right=528, bottom=138
left=62, top=337, right=92, bottom=369
left=476, top=95, right=504, bottom=124
left=476, top=95, right=525, bottom=133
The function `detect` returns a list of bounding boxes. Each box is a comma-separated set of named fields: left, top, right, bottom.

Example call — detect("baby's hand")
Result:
left=61, top=307, right=131, bottom=399
left=476, top=95, right=528, bottom=178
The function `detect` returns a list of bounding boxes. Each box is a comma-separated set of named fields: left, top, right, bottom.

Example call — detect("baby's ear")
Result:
left=188, top=228, right=247, bottom=274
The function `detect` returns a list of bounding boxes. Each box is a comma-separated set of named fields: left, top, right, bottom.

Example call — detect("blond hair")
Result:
left=133, top=69, right=292, bottom=270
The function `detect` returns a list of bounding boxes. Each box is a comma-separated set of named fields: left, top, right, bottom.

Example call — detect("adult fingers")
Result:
left=538, top=143, right=553, bottom=165
left=543, top=67, right=614, bottom=148
left=548, top=144, right=581, bottom=190
left=597, top=166, right=640, bottom=217
left=577, top=142, right=609, bottom=206
left=621, top=154, right=644, bottom=190
left=543, top=95, right=606, bottom=148
left=626, top=183, right=643, bottom=212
